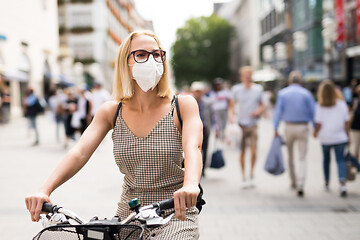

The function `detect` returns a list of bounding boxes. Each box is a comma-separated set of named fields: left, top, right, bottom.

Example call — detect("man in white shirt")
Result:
left=91, top=82, right=112, bottom=117
left=229, top=66, right=264, bottom=187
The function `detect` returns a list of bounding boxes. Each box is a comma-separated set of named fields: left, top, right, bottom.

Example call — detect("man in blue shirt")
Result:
left=273, top=71, right=315, bottom=197
left=24, top=88, right=41, bottom=145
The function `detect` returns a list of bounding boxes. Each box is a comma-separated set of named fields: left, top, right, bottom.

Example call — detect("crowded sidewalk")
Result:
left=0, top=115, right=359, bottom=239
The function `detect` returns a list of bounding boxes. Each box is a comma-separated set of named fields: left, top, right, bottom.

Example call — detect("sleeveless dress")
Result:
left=112, top=97, right=199, bottom=239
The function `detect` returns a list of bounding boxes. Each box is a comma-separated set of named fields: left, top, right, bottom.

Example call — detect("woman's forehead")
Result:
left=130, top=34, right=159, bottom=51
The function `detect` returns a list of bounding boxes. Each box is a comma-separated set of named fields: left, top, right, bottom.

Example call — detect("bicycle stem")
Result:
left=58, top=208, right=86, bottom=224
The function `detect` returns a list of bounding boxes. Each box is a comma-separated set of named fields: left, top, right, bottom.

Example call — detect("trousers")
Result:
left=284, top=124, right=309, bottom=188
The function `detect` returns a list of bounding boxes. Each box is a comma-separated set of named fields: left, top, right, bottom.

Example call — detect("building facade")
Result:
left=215, top=0, right=261, bottom=83
left=0, top=0, right=59, bottom=116
left=344, top=0, right=360, bottom=83
left=292, top=0, right=324, bottom=81
left=58, top=0, right=153, bottom=90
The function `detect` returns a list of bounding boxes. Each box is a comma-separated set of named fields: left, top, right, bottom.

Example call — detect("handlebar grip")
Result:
left=42, top=202, right=56, bottom=213
left=158, top=198, right=174, bottom=210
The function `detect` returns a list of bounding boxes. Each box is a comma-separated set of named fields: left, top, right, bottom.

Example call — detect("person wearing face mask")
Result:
left=25, top=30, right=204, bottom=239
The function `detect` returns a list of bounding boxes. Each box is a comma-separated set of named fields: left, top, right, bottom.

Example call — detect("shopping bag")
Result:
left=71, top=111, right=82, bottom=129
left=264, top=136, right=285, bottom=175
left=225, top=123, right=242, bottom=149
left=210, top=150, right=225, bottom=168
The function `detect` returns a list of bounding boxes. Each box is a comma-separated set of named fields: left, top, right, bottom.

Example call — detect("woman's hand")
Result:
left=173, top=184, right=200, bottom=221
left=25, top=191, right=51, bottom=222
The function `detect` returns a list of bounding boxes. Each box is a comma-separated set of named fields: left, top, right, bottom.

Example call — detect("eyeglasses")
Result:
left=128, top=49, right=166, bottom=63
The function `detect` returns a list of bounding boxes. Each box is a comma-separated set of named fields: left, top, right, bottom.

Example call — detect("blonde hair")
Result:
left=113, top=30, right=172, bottom=102
left=239, top=65, right=253, bottom=74
left=317, top=80, right=337, bottom=107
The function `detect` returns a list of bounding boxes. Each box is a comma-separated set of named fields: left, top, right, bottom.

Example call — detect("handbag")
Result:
left=264, top=136, right=285, bottom=175
left=345, top=151, right=358, bottom=181
left=210, top=149, right=225, bottom=168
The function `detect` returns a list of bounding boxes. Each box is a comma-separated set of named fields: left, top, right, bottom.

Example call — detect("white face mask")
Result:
left=131, top=56, right=164, bottom=92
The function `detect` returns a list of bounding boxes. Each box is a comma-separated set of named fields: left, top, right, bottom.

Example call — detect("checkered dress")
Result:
left=112, top=97, right=199, bottom=239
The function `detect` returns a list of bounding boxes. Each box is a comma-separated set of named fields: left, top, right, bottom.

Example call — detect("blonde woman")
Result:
left=314, top=80, right=350, bottom=197
left=25, top=30, right=203, bottom=239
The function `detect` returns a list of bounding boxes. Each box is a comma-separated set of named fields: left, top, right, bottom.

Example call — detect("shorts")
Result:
left=239, top=124, right=258, bottom=150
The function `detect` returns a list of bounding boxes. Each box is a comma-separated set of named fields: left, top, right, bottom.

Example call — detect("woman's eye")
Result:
left=136, top=53, right=146, bottom=58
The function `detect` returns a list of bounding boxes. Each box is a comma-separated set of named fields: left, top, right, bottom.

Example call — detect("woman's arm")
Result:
left=25, top=101, right=118, bottom=221
left=345, top=120, right=350, bottom=144
left=313, top=123, right=321, bottom=138
left=173, top=95, right=203, bottom=221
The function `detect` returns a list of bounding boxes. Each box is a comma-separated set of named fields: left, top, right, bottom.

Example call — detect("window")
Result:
left=71, top=12, right=92, bottom=27
left=72, top=42, right=93, bottom=59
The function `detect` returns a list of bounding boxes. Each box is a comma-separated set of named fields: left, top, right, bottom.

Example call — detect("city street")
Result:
left=0, top=114, right=359, bottom=240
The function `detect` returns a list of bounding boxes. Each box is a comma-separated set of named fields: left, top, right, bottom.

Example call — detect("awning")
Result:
left=1, top=69, right=29, bottom=82
left=56, top=74, right=75, bottom=88
left=252, top=68, right=283, bottom=82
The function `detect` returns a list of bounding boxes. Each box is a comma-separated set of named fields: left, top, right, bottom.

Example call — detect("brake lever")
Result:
left=135, top=208, right=174, bottom=226
left=41, top=213, right=68, bottom=228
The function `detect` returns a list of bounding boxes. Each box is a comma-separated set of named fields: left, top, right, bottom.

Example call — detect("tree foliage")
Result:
left=171, top=14, right=235, bottom=87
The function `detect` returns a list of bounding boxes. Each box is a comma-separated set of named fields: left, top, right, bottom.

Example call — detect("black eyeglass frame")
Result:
left=127, top=49, right=166, bottom=63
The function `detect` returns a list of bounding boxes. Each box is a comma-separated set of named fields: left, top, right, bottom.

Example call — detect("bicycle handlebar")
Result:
left=157, top=198, right=174, bottom=211
left=42, top=203, right=58, bottom=213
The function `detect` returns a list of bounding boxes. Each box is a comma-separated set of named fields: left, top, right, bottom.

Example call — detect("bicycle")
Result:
left=33, top=198, right=176, bottom=240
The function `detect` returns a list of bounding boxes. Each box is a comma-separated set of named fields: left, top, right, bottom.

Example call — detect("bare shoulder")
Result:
left=177, top=94, right=197, bottom=107
left=94, top=101, right=120, bottom=125
left=177, top=95, right=199, bottom=114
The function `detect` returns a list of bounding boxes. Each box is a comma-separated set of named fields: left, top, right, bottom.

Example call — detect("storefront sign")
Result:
left=335, top=0, right=345, bottom=43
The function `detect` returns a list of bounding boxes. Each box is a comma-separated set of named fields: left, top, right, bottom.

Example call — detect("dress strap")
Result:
left=174, top=96, right=183, bottom=130
left=113, top=102, right=122, bottom=128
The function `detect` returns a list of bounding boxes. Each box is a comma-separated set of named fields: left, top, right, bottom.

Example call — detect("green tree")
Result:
left=171, top=14, right=235, bottom=87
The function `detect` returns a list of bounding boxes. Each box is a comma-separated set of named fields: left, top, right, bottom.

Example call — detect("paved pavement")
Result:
left=0, top=114, right=359, bottom=240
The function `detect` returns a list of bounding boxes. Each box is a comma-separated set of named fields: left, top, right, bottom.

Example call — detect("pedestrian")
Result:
left=342, top=79, right=358, bottom=107
left=313, top=80, right=350, bottom=197
left=209, top=78, right=231, bottom=141
left=75, top=86, right=92, bottom=134
left=48, top=88, right=66, bottom=142
left=23, top=88, right=41, bottom=146
left=25, top=30, right=204, bottom=239
left=63, top=90, right=78, bottom=148
left=262, top=87, right=274, bottom=119
left=350, top=84, right=360, bottom=160
left=0, top=86, right=11, bottom=123
left=91, top=82, right=111, bottom=117
left=273, top=71, right=315, bottom=197
left=229, top=66, right=264, bottom=188
left=190, top=81, right=212, bottom=177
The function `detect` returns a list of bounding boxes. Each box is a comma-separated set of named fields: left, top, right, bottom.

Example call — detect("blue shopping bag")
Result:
left=210, top=150, right=225, bottom=169
left=264, top=136, right=285, bottom=175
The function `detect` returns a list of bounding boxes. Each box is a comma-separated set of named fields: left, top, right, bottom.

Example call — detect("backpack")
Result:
left=35, top=98, right=46, bottom=114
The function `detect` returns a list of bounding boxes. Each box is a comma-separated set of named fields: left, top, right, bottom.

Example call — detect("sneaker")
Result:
left=340, top=186, right=347, bottom=198
left=241, top=179, right=249, bottom=189
left=324, top=183, right=330, bottom=192
left=297, top=189, right=304, bottom=197
left=249, top=176, right=255, bottom=188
